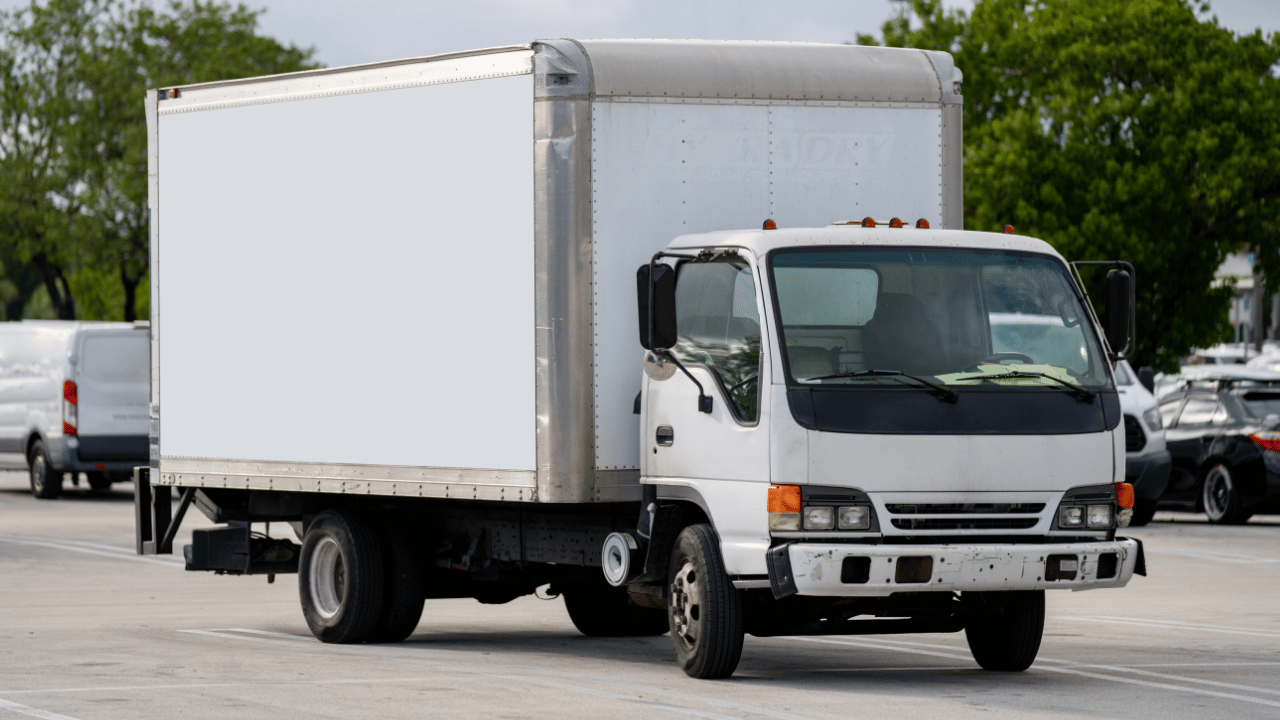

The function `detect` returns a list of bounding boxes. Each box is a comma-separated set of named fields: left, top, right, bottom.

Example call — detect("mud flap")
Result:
left=766, top=544, right=797, bottom=600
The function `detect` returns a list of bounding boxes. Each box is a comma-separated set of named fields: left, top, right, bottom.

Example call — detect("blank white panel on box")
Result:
left=768, top=106, right=942, bottom=227
left=590, top=102, right=770, bottom=470
left=158, top=76, right=534, bottom=471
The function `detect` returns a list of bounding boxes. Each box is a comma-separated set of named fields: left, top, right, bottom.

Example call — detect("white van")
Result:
left=0, top=321, right=150, bottom=498
left=1114, top=359, right=1170, bottom=524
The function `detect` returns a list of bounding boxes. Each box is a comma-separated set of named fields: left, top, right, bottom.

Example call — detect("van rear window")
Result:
left=82, top=335, right=149, bottom=383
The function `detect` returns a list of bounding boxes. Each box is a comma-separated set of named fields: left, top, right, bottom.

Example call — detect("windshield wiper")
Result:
left=803, top=369, right=959, bottom=403
left=953, top=370, right=1095, bottom=403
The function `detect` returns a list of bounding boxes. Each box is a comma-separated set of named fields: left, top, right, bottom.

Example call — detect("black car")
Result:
left=1157, top=376, right=1280, bottom=523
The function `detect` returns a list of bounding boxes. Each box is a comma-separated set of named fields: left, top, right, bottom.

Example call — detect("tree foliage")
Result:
left=0, top=0, right=319, bottom=321
left=859, top=0, right=1280, bottom=371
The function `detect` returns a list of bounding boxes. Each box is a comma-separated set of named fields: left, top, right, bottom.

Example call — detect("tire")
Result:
left=1202, top=464, right=1252, bottom=524
left=366, top=526, right=424, bottom=643
left=298, top=510, right=385, bottom=644
left=563, top=576, right=669, bottom=637
left=668, top=524, right=744, bottom=679
left=28, top=440, right=63, bottom=500
left=1129, top=498, right=1157, bottom=527
left=964, top=590, right=1045, bottom=672
left=87, top=472, right=113, bottom=492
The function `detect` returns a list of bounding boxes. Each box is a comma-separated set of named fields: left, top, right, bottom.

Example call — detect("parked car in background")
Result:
left=1245, top=351, right=1280, bottom=372
left=0, top=321, right=150, bottom=498
left=1115, top=360, right=1170, bottom=525
left=1156, top=368, right=1280, bottom=523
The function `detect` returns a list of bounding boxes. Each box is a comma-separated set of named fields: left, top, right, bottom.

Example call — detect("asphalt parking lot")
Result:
left=2, top=471, right=1278, bottom=720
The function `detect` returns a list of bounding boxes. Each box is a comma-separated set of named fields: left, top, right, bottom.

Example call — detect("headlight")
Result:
left=1059, top=506, right=1084, bottom=528
left=837, top=506, right=871, bottom=530
left=1143, top=407, right=1162, bottom=430
left=803, top=506, right=835, bottom=530
left=1087, top=504, right=1114, bottom=528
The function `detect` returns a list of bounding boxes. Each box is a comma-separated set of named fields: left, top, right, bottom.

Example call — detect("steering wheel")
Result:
left=964, top=352, right=1035, bottom=371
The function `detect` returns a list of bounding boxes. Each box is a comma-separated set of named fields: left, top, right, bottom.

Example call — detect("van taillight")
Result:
left=63, top=380, right=77, bottom=436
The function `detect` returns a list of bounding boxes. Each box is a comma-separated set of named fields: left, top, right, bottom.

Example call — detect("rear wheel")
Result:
left=298, top=510, right=385, bottom=643
left=668, top=524, right=744, bottom=679
left=964, top=590, right=1044, bottom=672
left=1129, top=498, right=1157, bottom=526
left=28, top=440, right=62, bottom=500
left=1202, top=464, right=1252, bottom=524
left=87, top=472, right=113, bottom=491
left=563, top=576, right=669, bottom=637
left=366, top=526, right=424, bottom=643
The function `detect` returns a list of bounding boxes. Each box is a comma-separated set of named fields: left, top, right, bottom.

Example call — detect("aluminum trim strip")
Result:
left=157, top=49, right=533, bottom=115
left=533, top=41, right=596, bottom=503
left=145, top=90, right=161, bottom=471
left=160, top=457, right=534, bottom=495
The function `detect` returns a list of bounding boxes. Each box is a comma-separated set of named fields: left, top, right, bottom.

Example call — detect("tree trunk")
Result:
left=29, top=252, right=76, bottom=319
left=120, top=263, right=139, bottom=322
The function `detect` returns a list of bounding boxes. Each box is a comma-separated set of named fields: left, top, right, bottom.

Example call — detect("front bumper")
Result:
left=767, top=539, right=1141, bottom=598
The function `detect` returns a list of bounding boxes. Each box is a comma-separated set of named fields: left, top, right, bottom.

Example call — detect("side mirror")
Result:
left=1137, top=366, right=1155, bottom=394
left=636, top=263, right=677, bottom=351
left=1104, top=268, right=1131, bottom=356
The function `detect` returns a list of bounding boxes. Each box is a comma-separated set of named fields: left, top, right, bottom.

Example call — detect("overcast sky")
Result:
left=234, top=0, right=1280, bottom=68
left=1, top=0, right=1274, bottom=68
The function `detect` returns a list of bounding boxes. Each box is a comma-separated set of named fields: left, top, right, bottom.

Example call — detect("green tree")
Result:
left=859, top=0, right=1280, bottom=371
left=0, top=0, right=320, bottom=322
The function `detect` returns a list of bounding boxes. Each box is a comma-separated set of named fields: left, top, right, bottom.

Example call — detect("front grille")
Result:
left=885, top=503, right=1045, bottom=515
left=890, top=517, right=1040, bottom=530
left=1124, top=414, right=1146, bottom=452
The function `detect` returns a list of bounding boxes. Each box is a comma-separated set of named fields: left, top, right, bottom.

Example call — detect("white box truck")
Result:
left=137, top=40, right=1145, bottom=679
left=0, top=321, right=151, bottom=497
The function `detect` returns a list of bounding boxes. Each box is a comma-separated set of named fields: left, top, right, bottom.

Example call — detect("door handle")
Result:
left=656, top=425, right=674, bottom=447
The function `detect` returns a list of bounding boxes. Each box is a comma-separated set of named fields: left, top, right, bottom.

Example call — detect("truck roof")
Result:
left=666, top=226, right=1064, bottom=261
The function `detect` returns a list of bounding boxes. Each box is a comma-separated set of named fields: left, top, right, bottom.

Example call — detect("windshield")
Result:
left=769, top=247, right=1110, bottom=390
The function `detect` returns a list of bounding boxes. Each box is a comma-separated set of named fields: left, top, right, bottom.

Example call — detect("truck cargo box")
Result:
left=148, top=39, right=963, bottom=504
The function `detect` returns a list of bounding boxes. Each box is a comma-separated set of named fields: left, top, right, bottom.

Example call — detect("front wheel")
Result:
left=298, top=510, right=385, bottom=643
left=563, top=576, right=669, bottom=637
left=1202, top=464, right=1252, bottom=524
left=1129, top=498, right=1158, bottom=526
left=28, top=440, right=62, bottom=499
left=668, top=524, right=744, bottom=679
left=964, top=590, right=1045, bottom=672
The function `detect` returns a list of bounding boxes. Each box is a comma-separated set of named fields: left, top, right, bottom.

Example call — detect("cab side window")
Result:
left=1159, top=399, right=1183, bottom=429
left=671, top=259, right=762, bottom=422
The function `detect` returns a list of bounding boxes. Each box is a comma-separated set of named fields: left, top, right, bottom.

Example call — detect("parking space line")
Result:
left=0, top=537, right=183, bottom=567
left=0, top=698, right=83, bottom=720
left=782, top=637, right=1280, bottom=709
left=1062, top=616, right=1280, bottom=638
left=181, top=629, right=815, bottom=720
left=0, top=678, right=425, bottom=696
left=1145, top=549, right=1280, bottom=564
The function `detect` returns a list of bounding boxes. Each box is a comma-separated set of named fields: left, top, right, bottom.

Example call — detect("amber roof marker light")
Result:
left=889, top=217, right=904, bottom=228
left=762, top=219, right=777, bottom=230
left=916, top=219, right=930, bottom=229
left=861, top=217, right=876, bottom=228
left=1003, top=224, right=1016, bottom=235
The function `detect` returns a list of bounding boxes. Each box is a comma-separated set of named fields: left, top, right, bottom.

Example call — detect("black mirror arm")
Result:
left=646, top=251, right=711, bottom=413
left=655, top=349, right=713, bottom=413
left=1070, top=260, right=1137, bottom=362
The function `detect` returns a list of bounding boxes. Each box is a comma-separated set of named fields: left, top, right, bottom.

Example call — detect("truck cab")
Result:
left=631, top=223, right=1142, bottom=677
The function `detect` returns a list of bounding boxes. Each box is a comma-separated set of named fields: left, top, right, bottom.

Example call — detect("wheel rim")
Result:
left=670, top=559, right=702, bottom=650
left=30, top=451, right=46, bottom=493
left=1202, top=466, right=1233, bottom=520
left=309, top=537, right=345, bottom=619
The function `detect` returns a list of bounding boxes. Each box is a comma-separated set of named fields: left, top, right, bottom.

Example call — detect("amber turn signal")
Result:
left=767, top=484, right=801, bottom=514
left=762, top=218, right=777, bottom=230
left=1115, top=482, right=1134, bottom=509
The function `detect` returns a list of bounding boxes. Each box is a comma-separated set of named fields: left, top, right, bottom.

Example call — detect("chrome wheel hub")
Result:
left=670, top=559, right=702, bottom=647
left=309, top=537, right=345, bottom=619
